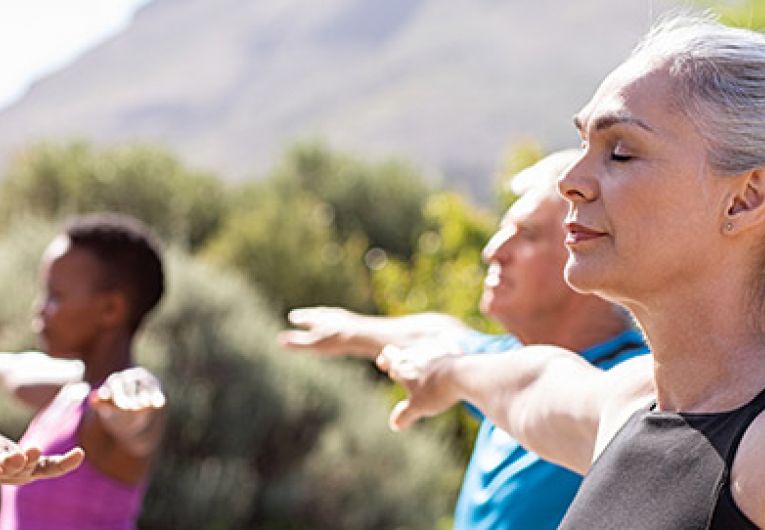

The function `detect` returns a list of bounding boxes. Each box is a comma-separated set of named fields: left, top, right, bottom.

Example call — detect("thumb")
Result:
left=389, top=399, right=421, bottom=432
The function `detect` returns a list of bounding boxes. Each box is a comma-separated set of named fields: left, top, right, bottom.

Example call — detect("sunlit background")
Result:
left=0, top=1, right=757, bottom=528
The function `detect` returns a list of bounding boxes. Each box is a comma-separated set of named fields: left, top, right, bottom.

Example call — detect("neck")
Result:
left=82, top=332, right=134, bottom=385
left=505, top=295, right=631, bottom=352
left=628, top=276, right=765, bottom=412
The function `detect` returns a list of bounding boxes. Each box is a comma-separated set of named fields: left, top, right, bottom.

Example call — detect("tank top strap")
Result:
left=717, top=385, right=765, bottom=468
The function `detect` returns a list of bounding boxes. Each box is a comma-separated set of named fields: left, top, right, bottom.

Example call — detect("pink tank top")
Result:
left=0, top=383, right=146, bottom=530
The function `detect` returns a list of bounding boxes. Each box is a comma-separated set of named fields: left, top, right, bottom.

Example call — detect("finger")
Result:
left=377, top=344, right=403, bottom=373
left=112, top=374, right=141, bottom=410
left=0, top=446, right=27, bottom=476
left=286, top=308, right=318, bottom=328
left=375, top=351, right=390, bottom=372
left=389, top=399, right=421, bottom=432
left=33, top=447, right=84, bottom=479
left=147, top=387, right=167, bottom=409
left=17, top=447, right=42, bottom=478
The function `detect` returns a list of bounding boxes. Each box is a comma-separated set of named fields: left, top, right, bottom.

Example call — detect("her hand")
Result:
left=90, top=367, right=166, bottom=455
left=376, top=344, right=461, bottom=431
left=0, top=436, right=83, bottom=485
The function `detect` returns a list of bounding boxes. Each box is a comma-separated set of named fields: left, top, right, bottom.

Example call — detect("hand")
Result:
left=376, top=344, right=461, bottom=431
left=0, top=435, right=84, bottom=485
left=90, top=367, right=166, bottom=455
left=278, top=307, right=372, bottom=357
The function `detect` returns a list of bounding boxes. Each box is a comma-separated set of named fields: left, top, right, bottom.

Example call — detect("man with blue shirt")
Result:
left=279, top=149, right=648, bottom=530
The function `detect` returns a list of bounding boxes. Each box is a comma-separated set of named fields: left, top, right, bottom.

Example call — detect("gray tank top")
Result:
left=558, top=388, right=765, bottom=529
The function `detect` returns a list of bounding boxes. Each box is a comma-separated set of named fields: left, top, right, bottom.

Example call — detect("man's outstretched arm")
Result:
left=378, top=344, right=654, bottom=474
left=279, top=306, right=469, bottom=360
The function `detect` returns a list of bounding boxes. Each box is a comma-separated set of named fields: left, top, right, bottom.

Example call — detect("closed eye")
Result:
left=610, top=152, right=633, bottom=162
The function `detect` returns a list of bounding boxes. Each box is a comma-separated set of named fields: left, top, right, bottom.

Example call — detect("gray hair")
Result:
left=628, top=14, right=765, bottom=175
left=509, top=148, right=580, bottom=196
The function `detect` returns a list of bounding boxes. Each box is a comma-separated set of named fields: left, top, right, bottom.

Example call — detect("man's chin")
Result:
left=480, top=298, right=510, bottom=322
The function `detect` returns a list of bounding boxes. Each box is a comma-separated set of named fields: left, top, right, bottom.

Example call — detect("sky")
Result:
left=0, top=0, right=152, bottom=110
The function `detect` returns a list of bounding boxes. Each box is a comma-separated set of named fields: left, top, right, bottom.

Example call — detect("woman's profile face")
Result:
left=558, top=61, right=731, bottom=305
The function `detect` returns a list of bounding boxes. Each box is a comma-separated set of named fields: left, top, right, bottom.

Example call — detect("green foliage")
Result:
left=694, top=0, right=765, bottom=29
left=203, top=190, right=373, bottom=315
left=372, top=192, right=500, bottom=333
left=0, top=217, right=460, bottom=530
left=0, top=141, right=227, bottom=250
left=204, top=142, right=432, bottom=315
left=495, top=140, right=544, bottom=210
left=261, top=141, right=432, bottom=258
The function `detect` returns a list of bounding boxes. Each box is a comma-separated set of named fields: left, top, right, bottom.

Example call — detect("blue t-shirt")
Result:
left=453, top=329, right=649, bottom=530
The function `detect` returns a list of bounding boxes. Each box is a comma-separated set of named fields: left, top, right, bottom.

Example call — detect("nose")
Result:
left=482, top=224, right=516, bottom=264
left=32, top=296, right=44, bottom=318
left=557, top=150, right=598, bottom=204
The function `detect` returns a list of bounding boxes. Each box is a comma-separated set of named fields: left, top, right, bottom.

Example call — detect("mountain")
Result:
left=0, top=0, right=678, bottom=200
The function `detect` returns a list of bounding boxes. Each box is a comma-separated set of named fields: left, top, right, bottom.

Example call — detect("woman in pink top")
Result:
left=0, top=213, right=167, bottom=530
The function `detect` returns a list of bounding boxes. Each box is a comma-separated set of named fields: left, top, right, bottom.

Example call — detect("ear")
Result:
left=99, top=290, right=130, bottom=329
left=724, top=168, right=765, bottom=234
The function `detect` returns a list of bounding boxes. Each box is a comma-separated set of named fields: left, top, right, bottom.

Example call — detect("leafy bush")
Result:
left=203, top=190, right=373, bottom=315
left=0, top=218, right=461, bottom=529
left=0, top=141, right=227, bottom=250
left=245, top=141, right=432, bottom=259
left=372, top=192, right=500, bottom=333
left=204, top=142, right=433, bottom=315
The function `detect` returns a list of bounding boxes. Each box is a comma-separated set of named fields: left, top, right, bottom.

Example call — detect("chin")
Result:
left=480, top=291, right=506, bottom=320
left=42, top=345, right=75, bottom=360
left=564, top=266, right=608, bottom=297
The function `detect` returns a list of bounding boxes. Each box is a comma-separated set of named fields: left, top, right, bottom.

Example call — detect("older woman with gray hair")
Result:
left=378, top=15, right=765, bottom=528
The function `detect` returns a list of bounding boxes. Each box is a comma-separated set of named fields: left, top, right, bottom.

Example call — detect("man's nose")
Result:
left=482, top=225, right=515, bottom=263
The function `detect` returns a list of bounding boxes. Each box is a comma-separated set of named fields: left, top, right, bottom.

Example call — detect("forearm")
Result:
left=389, top=344, right=601, bottom=473
left=0, top=352, right=83, bottom=409
left=0, top=352, right=83, bottom=387
left=351, top=312, right=469, bottom=357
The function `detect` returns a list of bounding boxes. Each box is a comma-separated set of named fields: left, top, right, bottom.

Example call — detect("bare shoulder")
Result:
left=593, top=354, right=655, bottom=461
left=730, top=408, right=765, bottom=527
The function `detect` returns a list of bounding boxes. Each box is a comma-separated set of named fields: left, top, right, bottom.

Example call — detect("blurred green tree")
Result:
left=204, top=141, right=432, bottom=315
left=695, top=0, right=765, bottom=28
left=0, top=141, right=227, bottom=250
left=203, top=189, right=373, bottom=315
left=261, top=141, right=432, bottom=258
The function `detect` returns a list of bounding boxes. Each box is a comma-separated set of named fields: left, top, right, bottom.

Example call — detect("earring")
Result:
left=724, top=222, right=734, bottom=232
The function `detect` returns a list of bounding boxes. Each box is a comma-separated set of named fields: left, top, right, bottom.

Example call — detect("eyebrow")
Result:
left=573, top=113, right=655, bottom=133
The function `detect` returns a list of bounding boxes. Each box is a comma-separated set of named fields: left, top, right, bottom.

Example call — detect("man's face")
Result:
left=479, top=188, right=574, bottom=330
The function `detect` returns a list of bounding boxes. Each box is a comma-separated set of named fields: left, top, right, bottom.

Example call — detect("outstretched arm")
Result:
left=80, top=367, right=166, bottom=484
left=378, top=344, right=654, bottom=474
left=0, top=352, right=84, bottom=410
left=278, top=306, right=469, bottom=360
left=0, top=435, right=84, bottom=485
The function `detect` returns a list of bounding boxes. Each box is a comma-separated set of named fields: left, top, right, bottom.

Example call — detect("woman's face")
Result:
left=558, top=62, right=730, bottom=305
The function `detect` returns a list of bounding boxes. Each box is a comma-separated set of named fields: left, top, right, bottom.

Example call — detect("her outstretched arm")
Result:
left=378, top=344, right=653, bottom=474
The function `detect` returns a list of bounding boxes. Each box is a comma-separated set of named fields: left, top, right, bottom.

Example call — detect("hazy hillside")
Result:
left=0, top=0, right=678, bottom=200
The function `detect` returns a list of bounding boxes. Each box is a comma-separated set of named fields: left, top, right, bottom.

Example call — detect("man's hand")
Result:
left=90, top=367, right=166, bottom=457
left=0, top=435, right=84, bottom=485
left=278, top=307, right=376, bottom=358
left=376, top=344, right=461, bottom=431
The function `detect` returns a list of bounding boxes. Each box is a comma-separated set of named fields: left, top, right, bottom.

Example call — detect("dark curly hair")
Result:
left=64, top=213, right=165, bottom=332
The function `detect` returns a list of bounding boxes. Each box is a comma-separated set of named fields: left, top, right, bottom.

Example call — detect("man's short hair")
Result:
left=509, top=149, right=580, bottom=197
left=64, top=213, right=165, bottom=331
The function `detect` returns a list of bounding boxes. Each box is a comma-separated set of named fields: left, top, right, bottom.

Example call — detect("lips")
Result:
left=484, top=263, right=510, bottom=288
left=564, top=221, right=607, bottom=245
